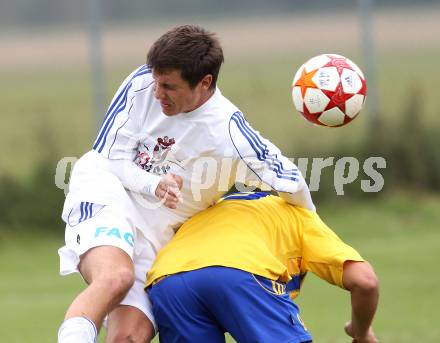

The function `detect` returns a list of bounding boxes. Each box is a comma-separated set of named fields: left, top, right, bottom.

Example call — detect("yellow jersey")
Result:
left=146, top=193, right=363, bottom=298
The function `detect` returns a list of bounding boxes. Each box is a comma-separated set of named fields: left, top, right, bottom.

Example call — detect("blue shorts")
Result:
left=148, top=266, right=312, bottom=343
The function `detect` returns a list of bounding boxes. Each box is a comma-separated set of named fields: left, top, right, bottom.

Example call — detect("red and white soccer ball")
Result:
left=291, top=54, right=367, bottom=127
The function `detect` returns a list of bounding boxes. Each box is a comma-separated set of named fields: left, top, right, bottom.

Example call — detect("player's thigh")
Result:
left=208, top=267, right=312, bottom=343
left=105, top=305, right=155, bottom=343
left=79, top=245, right=134, bottom=284
left=148, top=273, right=226, bottom=343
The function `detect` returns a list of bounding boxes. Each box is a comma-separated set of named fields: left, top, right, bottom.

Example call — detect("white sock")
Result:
left=58, top=316, right=98, bottom=343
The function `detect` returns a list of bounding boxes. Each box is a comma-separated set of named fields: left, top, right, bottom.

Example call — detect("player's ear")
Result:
left=200, top=74, right=213, bottom=90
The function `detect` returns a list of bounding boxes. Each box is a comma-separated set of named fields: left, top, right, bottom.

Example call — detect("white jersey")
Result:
left=63, top=65, right=314, bottom=250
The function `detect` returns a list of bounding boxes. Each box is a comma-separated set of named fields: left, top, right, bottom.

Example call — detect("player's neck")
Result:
left=187, top=88, right=215, bottom=113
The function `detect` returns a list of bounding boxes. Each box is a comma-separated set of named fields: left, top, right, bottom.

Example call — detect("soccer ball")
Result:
left=291, top=54, right=367, bottom=127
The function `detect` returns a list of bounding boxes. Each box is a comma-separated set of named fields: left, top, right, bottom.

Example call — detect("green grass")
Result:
left=1, top=195, right=439, bottom=342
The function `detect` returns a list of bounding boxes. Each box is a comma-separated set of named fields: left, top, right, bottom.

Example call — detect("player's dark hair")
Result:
left=147, top=25, right=224, bottom=90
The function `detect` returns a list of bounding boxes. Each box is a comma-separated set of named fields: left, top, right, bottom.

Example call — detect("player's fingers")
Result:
left=164, top=181, right=182, bottom=197
left=158, top=181, right=176, bottom=195
left=155, top=178, right=182, bottom=205
left=165, top=187, right=180, bottom=203
left=165, top=201, right=177, bottom=209
left=163, top=194, right=178, bottom=209
left=167, top=186, right=182, bottom=200
left=171, top=174, right=183, bottom=189
left=156, top=186, right=168, bottom=200
left=157, top=187, right=177, bottom=204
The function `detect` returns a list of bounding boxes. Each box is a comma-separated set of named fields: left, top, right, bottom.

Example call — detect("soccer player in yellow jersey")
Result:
left=146, top=192, right=379, bottom=343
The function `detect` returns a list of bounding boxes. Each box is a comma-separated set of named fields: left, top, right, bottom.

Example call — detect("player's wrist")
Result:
left=142, top=174, right=162, bottom=196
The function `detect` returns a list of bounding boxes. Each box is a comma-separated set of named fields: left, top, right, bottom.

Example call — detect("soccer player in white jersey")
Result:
left=57, top=25, right=315, bottom=343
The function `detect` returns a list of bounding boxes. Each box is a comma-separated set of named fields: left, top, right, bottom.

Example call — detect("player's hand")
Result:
left=155, top=173, right=183, bottom=209
left=344, top=321, right=378, bottom=343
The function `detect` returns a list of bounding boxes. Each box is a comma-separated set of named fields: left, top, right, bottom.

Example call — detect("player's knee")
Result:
left=98, top=268, right=135, bottom=299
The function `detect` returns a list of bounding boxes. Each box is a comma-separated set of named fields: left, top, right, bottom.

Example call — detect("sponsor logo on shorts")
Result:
left=94, top=227, right=134, bottom=247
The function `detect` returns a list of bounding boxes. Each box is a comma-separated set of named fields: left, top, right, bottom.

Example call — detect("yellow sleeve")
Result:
left=300, top=212, right=364, bottom=289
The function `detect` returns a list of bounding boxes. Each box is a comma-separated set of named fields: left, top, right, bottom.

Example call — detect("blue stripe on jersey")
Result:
left=106, top=104, right=133, bottom=157
left=223, top=191, right=270, bottom=201
left=99, top=65, right=149, bottom=130
left=233, top=112, right=299, bottom=178
left=93, top=65, right=151, bottom=152
left=134, top=80, right=155, bottom=93
left=95, top=85, right=133, bottom=153
left=230, top=112, right=298, bottom=181
left=93, top=82, right=132, bottom=152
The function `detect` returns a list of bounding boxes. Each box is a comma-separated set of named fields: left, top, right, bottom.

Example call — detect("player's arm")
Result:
left=228, top=111, right=315, bottom=211
left=342, top=261, right=379, bottom=343
left=92, top=65, right=182, bottom=208
left=299, top=219, right=379, bottom=342
left=304, top=258, right=379, bottom=342
left=101, top=158, right=182, bottom=209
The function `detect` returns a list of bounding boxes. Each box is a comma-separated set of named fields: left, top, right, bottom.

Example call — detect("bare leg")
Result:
left=64, top=246, right=135, bottom=330
left=105, top=305, right=155, bottom=343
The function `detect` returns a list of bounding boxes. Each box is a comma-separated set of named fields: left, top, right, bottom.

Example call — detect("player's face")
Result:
left=153, top=69, right=213, bottom=116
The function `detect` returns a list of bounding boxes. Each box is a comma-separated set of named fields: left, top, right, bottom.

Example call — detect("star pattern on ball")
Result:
left=291, top=54, right=367, bottom=127
left=323, top=55, right=354, bottom=74
left=320, top=55, right=358, bottom=114
left=358, top=77, right=367, bottom=96
left=324, top=55, right=368, bottom=97
left=294, top=68, right=318, bottom=98
left=322, top=83, right=355, bottom=114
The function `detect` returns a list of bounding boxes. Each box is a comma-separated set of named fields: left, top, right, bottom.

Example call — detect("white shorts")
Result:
left=58, top=202, right=158, bottom=330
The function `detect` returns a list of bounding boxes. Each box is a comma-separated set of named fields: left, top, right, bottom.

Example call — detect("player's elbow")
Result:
left=343, top=261, right=379, bottom=295
left=358, top=271, right=379, bottom=297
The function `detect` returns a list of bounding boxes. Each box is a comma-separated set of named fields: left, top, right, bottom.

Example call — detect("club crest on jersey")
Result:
left=134, top=136, right=179, bottom=175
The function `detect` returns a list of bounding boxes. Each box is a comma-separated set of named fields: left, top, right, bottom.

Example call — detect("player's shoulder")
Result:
left=124, top=65, right=154, bottom=92
left=215, top=94, right=252, bottom=137
left=212, top=90, right=248, bottom=134
left=192, top=90, right=237, bottom=146
left=214, top=90, right=241, bottom=120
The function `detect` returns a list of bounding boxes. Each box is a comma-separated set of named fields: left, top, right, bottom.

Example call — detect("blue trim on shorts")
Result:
left=67, top=202, right=105, bottom=227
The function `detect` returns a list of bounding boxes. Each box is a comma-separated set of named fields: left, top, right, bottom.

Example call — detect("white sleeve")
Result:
left=92, top=65, right=160, bottom=196
left=228, top=111, right=316, bottom=211
left=102, top=158, right=161, bottom=196
left=92, top=65, right=153, bottom=160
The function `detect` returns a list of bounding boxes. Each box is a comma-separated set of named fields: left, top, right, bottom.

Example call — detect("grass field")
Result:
left=1, top=194, right=440, bottom=342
